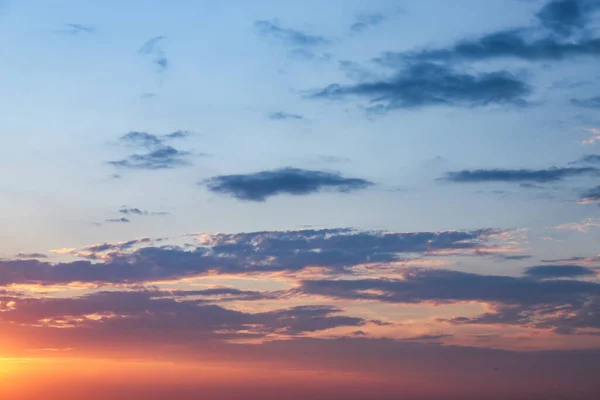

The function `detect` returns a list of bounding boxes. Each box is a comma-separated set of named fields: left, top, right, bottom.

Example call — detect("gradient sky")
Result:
left=1, top=1, right=600, bottom=399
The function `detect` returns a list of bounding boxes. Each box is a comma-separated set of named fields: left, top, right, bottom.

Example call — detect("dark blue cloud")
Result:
left=536, top=0, right=597, bottom=36
left=120, top=131, right=164, bottom=148
left=524, top=265, right=596, bottom=279
left=105, top=218, right=130, bottom=223
left=300, top=267, right=600, bottom=334
left=204, top=168, right=373, bottom=201
left=311, top=62, right=530, bottom=111
left=118, top=130, right=190, bottom=148
left=15, top=252, right=47, bottom=259
left=108, top=146, right=191, bottom=170
left=108, top=131, right=194, bottom=170
left=84, top=238, right=152, bottom=253
left=0, top=290, right=366, bottom=339
left=269, top=111, right=304, bottom=120
left=0, top=228, right=503, bottom=285
left=498, top=254, right=533, bottom=261
left=579, top=185, right=600, bottom=202
left=350, top=13, right=387, bottom=33
left=380, top=30, right=600, bottom=64
left=571, top=96, right=600, bottom=108
left=163, top=130, right=191, bottom=139
left=441, top=167, right=597, bottom=183
left=254, top=20, right=328, bottom=46
left=376, top=1, right=600, bottom=65
left=578, top=154, right=600, bottom=163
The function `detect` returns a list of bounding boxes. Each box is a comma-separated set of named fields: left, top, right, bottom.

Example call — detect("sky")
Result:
left=1, top=0, right=600, bottom=399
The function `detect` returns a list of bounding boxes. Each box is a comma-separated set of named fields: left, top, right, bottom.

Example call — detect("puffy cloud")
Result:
left=300, top=267, right=600, bottom=334
left=204, top=168, right=373, bottom=201
left=0, top=228, right=505, bottom=286
left=311, top=62, right=530, bottom=111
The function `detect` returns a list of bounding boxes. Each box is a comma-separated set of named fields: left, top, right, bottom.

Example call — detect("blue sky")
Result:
left=1, top=0, right=599, bottom=256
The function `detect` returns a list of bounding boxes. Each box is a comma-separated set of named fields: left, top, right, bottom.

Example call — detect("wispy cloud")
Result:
left=268, top=111, right=304, bottom=121
left=350, top=13, right=387, bottom=33
left=56, top=23, right=95, bottom=35
left=138, top=36, right=168, bottom=72
left=571, top=96, right=600, bottom=108
left=107, top=131, right=196, bottom=171
left=118, top=208, right=169, bottom=216
left=441, top=166, right=597, bottom=183
left=254, top=20, right=328, bottom=47
left=555, top=218, right=600, bottom=232
left=108, top=146, right=191, bottom=170
left=105, top=218, right=130, bottom=224
left=577, top=186, right=600, bottom=204
left=582, top=128, right=600, bottom=145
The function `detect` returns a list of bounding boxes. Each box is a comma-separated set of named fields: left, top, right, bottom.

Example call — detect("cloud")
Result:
left=56, top=23, right=95, bottom=35
left=541, top=255, right=600, bottom=264
left=375, top=0, right=600, bottom=65
left=497, top=254, right=533, bottom=261
left=120, top=131, right=164, bottom=148
left=400, top=333, right=454, bottom=342
left=0, top=290, right=367, bottom=340
left=381, top=29, right=600, bottom=63
left=118, top=208, right=169, bottom=216
left=268, top=111, right=304, bottom=120
left=0, top=228, right=505, bottom=286
left=289, top=49, right=333, bottom=62
left=524, top=265, right=597, bottom=279
left=203, top=168, right=373, bottom=201
left=138, top=36, right=168, bottom=72
left=536, top=0, right=596, bottom=36
left=571, top=96, right=600, bottom=108
left=555, top=218, right=600, bottom=232
left=15, top=252, right=47, bottom=259
left=350, top=13, right=387, bottom=33
left=118, top=130, right=190, bottom=148
left=441, top=167, right=597, bottom=183
left=300, top=267, right=600, bottom=334
left=254, top=20, right=328, bottom=47
left=311, top=62, right=530, bottom=111
left=317, top=155, right=352, bottom=163
left=578, top=186, right=600, bottom=203
left=577, top=154, right=600, bottom=163
left=107, top=131, right=194, bottom=171
left=105, top=218, right=130, bottom=223
left=582, top=128, right=600, bottom=144
left=108, top=146, right=191, bottom=170
left=83, top=238, right=152, bottom=253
